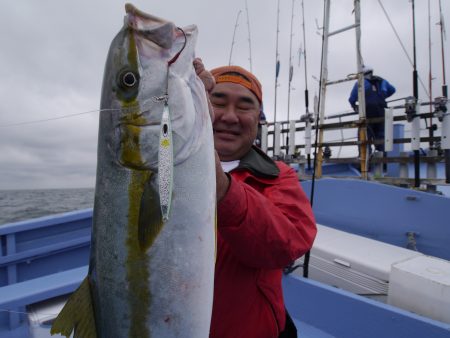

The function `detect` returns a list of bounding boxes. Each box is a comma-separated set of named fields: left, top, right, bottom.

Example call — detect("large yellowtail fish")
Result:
left=51, top=4, right=216, bottom=337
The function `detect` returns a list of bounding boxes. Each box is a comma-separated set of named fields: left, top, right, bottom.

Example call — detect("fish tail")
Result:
left=50, top=277, right=97, bottom=338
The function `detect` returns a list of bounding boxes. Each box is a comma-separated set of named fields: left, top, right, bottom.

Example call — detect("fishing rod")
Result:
left=244, top=0, right=253, bottom=72
left=304, top=0, right=330, bottom=280
left=301, top=0, right=312, bottom=169
left=228, top=10, right=242, bottom=66
left=412, top=0, right=421, bottom=188
left=286, top=0, right=296, bottom=155
left=438, top=0, right=447, bottom=98
left=438, top=0, right=450, bottom=184
left=273, top=0, right=281, bottom=142
left=427, top=0, right=434, bottom=149
left=377, top=0, right=429, bottom=98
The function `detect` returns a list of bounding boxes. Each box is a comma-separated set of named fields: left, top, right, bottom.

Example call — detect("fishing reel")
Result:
left=300, top=112, right=314, bottom=123
left=404, top=96, right=418, bottom=122
left=433, top=96, right=448, bottom=122
left=323, top=146, right=332, bottom=159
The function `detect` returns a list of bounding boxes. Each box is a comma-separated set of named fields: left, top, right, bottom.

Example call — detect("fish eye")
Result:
left=122, top=71, right=138, bottom=87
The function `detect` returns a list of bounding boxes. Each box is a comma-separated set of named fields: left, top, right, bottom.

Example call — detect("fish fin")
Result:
left=50, top=277, right=97, bottom=338
left=138, top=179, right=164, bottom=251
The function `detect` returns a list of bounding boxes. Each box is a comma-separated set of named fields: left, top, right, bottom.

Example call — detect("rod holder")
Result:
left=261, top=124, right=268, bottom=153
left=426, top=150, right=437, bottom=179
left=372, top=151, right=384, bottom=177
left=289, top=120, right=296, bottom=155
left=411, top=101, right=421, bottom=151
left=274, top=122, right=281, bottom=158
left=305, top=120, right=312, bottom=155
left=399, top=152, right=409, bottom=179
left=385, top=107, right=394, bottom=152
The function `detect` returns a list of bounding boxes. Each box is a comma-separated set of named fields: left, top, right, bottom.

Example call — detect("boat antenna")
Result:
left=286, top=0, right=296, bottom=154
left=273, top=0, right=281, bottom=129
left=301, top=0, right=311, bottom=169
left=228, top=10, right=242, bottom=66
left=438, top=0, right=447, bottom=98
left=244, top=0, right=253, bottom=72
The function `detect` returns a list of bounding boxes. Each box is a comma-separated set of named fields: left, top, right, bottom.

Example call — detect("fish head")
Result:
left=99, top=4, right=210, bottom=171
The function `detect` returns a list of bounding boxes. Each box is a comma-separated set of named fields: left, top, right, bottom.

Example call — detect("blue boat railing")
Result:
left=1, top=208, right=450, bottom=337
left=0, top=210, right=93, bottom=331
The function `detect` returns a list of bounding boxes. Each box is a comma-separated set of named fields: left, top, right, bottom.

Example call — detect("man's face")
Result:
left=210, top=82, right=261, bottom=161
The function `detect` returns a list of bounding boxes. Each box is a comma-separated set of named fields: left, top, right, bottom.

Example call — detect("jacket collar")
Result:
left=234, top=146, right=280, bottom=179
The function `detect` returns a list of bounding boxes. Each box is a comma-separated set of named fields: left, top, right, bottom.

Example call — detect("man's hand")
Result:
left=193, top=57, right=215, bottom=122
left=215, top=152, right=230, bottom=201
left=193, top=58, right=215, bottom=92
left=193, top=58, right=229, bottom=201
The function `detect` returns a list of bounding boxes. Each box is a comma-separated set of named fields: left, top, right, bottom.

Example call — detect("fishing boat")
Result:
left=1, top=1, right=450, bottom=337
left=1, top=201, right=450, bottom=338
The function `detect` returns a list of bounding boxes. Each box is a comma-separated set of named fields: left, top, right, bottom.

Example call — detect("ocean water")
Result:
left=0, top=188, right=95, bottom=225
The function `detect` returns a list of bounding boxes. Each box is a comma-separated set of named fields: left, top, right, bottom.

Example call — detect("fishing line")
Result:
left=0, top=100, right=161, bottom=128
left=0, top=108, right=121, bottom=128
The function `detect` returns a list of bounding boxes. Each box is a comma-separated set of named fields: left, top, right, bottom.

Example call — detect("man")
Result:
left=348, top=65, right=396, bottom=153
left=195, top=61, right=317, bottom=338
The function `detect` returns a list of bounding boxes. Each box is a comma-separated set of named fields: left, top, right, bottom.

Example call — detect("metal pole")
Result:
left=355, top=0, right=368, bottom=179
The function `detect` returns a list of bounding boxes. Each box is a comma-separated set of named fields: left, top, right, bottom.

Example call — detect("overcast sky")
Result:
left=0, top=0, right=448, bottom=189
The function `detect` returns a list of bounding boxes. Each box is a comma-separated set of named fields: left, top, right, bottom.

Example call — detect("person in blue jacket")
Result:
left=349, top=65, right=396, bottom=153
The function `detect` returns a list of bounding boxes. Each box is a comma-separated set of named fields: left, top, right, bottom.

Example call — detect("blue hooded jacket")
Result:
left=348, top=76, right=396, bottom=117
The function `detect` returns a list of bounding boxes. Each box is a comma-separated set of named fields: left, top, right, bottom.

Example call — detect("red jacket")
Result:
left=210, top=147, right=317, bottom=338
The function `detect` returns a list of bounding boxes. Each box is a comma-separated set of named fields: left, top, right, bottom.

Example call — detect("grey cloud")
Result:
left=0, top=0, right=448, bottom=189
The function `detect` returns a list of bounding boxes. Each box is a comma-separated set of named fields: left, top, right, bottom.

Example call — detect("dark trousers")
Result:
left=278, top=310, right=297, bottom=338
left=367, top=122, right=385, bottom=153
left=358, top=122, right=385, bottom=157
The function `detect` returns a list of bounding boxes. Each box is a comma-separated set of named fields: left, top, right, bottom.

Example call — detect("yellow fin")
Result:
left=50, top=277, right=97, bottom=338
left=138, top=178, right=163, bottom=251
